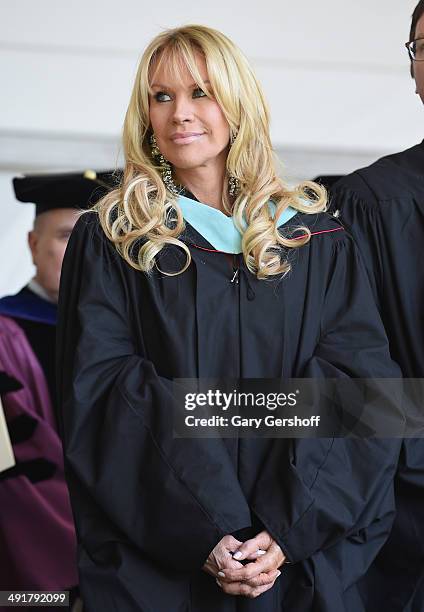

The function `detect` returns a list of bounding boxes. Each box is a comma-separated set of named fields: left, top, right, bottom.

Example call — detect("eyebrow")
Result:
left=151, top=80, right=211, bottom=89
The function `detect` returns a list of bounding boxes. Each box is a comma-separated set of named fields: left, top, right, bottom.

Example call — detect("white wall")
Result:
left=1, top=0, right=419, bottom=150
left=0, top=0, right=421, bottom=295
left=0, top=172, right=34, bottom=296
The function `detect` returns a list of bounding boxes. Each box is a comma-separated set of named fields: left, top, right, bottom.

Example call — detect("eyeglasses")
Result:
left=405, top=37, right=424, bottom=61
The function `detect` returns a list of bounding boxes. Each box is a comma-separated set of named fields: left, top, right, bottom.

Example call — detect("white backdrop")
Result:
left=0, top=0, right=421, bottom=296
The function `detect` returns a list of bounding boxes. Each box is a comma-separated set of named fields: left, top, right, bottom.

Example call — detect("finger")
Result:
left=241, top=541, right=285, bottom=571
left=247, top=579, right=278, bottom=599
left=219, top=553, right=278, bottom=582
left=222, top=535, right=243, bottom=551
left=232, top=531, right=273, bottom=561
left=216, top=559, right=244, bottom=577
left=203, top=561, right=219, bottom=578
left=218, top=580, right=249, bottom=597
left=244, top=569, right=281, bottom=588
left=205, top=558, right=244, bottom=579
left=218, top=577, right=277, bottom=598
left=215, top=540, right=285, bottom=582
left=214, top=551, right=245, bottom=569
left=268, top=541, right=286, bottom=567
left=244, top=548, right=267, bottom=561
left=214, top=542, right=243, bottom=568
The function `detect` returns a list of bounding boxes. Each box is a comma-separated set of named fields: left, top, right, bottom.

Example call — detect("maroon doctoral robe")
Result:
left=0, top=314, right=77, bottom=591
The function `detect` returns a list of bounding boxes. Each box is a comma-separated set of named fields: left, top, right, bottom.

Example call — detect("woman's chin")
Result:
left=171, top=157, right=211, bottom=172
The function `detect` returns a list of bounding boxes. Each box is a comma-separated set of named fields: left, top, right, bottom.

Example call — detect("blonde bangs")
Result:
left=148, top=36, right=212, bottom=99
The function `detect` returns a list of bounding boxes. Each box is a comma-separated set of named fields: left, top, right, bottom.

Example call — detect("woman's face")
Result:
left=149, top=52, right=230, bottom=172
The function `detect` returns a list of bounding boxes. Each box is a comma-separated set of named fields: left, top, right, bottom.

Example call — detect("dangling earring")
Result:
left=228, top=130, right=240, bottom=198
left=228, top=175, right=240, bottom=198
left=150, top=133, right=181, bottom=196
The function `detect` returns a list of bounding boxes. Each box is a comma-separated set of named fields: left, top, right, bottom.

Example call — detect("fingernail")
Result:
left=217, top=571, right=226, bottom=577
left=216, top=579, right=222, bottom=587
left=276, top=570, right=281, bottom=577
left=257, top=549, right=266, bottom=556
left=233, top=551, right=243, bottom=560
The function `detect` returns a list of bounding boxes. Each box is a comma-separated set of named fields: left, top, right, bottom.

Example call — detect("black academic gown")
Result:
left=330, top=142, right=424, bottom=611
left=57, top=209, right=401, bottom=612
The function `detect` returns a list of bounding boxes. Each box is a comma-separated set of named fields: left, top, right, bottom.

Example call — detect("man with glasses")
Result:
left=330, top=2, right=424, bottom=610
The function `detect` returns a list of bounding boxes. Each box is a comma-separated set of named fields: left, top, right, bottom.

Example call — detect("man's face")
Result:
left=414, top=13, right=424, bottom=103
left=28, top=208, right=80, bottom=303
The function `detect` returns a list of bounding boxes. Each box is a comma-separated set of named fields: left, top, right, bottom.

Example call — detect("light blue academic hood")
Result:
left=178, top=194, right=298, bottom=254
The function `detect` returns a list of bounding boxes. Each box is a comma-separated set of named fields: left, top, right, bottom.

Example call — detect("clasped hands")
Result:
left=203, top=531, right=285, bottom=599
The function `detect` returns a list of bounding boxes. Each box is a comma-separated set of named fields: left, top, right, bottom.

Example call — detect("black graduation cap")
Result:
left=12, top=169, right=123, bottom=217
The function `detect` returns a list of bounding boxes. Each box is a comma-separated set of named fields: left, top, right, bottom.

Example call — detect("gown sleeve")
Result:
left=251, top=233, right=403, bottom=563
left=56, top=214, right=252, bottom=572
left=329, top=182, right=384, bottom=306
left=329, top=179, right=424, bottom=378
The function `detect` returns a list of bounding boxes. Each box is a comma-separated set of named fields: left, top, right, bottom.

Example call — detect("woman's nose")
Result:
left=171, top=95, right=195, bottom=124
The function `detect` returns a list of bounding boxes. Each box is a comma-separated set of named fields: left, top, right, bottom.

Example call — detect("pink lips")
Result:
left=171, top=132, right=204, bottom=145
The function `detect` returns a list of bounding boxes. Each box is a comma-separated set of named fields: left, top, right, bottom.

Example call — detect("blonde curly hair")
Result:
left=95, top=24, right=326, bottom=279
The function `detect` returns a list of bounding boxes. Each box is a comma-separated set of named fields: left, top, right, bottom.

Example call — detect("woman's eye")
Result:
left=192, top=87, right=206, bottom=98
left=154, top=91, right=172, bottom=102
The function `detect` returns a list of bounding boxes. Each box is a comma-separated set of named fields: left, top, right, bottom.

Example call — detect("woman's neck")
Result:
left=174, top=159, right=227, bottom=213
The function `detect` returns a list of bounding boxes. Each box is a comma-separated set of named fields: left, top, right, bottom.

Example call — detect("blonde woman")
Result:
left=57, top=25, right=400, bottom=612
